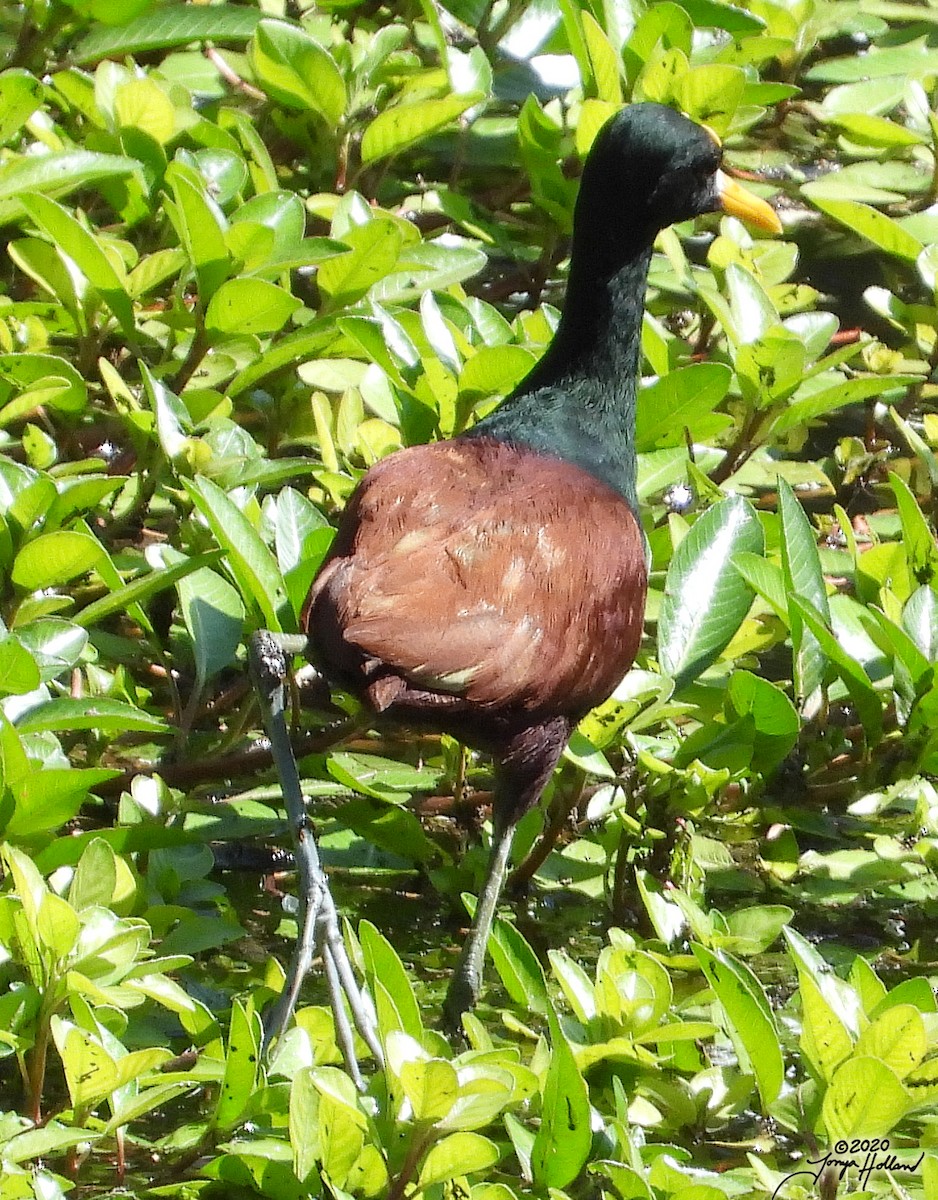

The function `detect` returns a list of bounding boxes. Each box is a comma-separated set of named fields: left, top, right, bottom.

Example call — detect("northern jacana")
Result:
left=251, top=102, right=781, bottom=1083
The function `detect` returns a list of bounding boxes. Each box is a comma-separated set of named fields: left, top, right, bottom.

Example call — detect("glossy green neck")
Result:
left=468, top=242, right=652, bottom=509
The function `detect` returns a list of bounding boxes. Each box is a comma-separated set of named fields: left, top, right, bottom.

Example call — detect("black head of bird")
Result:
left=250, top=101, right=781, bottom=1078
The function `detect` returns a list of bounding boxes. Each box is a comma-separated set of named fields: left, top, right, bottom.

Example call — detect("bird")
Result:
left=250, top=102, right=781, bottom=1081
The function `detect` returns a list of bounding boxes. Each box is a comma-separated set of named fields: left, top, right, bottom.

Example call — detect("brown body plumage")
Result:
left=305, top=437, right=647, bottom=745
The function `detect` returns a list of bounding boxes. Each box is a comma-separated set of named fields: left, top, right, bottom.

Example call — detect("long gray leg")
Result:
left=442, top=717, right=570, bottom=1032
left=248, top=630, right=383, bottom=1081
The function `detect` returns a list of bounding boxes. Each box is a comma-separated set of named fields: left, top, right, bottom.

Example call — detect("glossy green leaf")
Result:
left=317, top=220, right=403, bottom=308
left=692, top=943, right=783, bottom=1108
left=488, top=911, right=549, bottom=1015
left=0, top=353, right=87, bottom=423
left=531, top=1005, right=591, bottom=1188
left=75, top=549, right=223, bottom=628
left=635, top=363, right=731, bottom=450
left=0, top=70, right=43, bottom=146
left=12, top=530, right=104, bottom=590
left=205, top=278, right=301, bottom=338
left=891, top=472, right=938, bottom=586
left=361, top=94, right=481, bottom=163
left=822, top=1057, right=911, bottom=1141
left=165, top=161, right=231, bottom=303
left=0, top=636, right=40, bottom=695
left=16, top=698, right=168, bottom=734
left=0, top=151, right=140, bottom=224
left=778, top=478, right=829, bottom=705
left=6, top=768, right=117, bottom=838
left=185, top=476, right=287, bottom=632
left=359, top=919, right=423, bottom=1040
left=810, top=196, right=923, bottom=261
left=902, top=585, right=938, bottom=661
left=176, top=562, right=244, bottom=687
left=791, top=597, right=883, bottom=741
left=20, top=192, right=134, bottom=333
left=419, top=1132, right=500, bottom=1187
left=73, top=6, right=261, bottom=61
left=658, top=494, right=764, bottom=687
left=250, top=20, right=346, bottom=125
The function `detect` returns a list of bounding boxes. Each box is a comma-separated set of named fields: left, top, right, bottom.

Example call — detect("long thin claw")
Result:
left=323, top=937, right=364, bottom=1090
left=318, top=893, right=384, bottom=1065
left=248, top=630, right=382, bottom=1080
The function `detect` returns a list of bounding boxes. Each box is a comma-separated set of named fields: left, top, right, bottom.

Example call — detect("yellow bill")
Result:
left=716, top=169, right=782, bottom=234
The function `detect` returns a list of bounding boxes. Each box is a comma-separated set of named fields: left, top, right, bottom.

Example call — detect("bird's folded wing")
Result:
left=311, top=441, right=647, bottom=715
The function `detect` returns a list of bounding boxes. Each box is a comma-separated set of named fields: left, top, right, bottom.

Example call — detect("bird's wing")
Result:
left=308, top=440, right=647, bottom=715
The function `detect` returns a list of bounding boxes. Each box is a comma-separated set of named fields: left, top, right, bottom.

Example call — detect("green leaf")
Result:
left=548, top=949, right=596, bottom=1024
left=725, top=263, right=779, bottom=345
left=0, top=636, right=40, bottom=695
left=732, top=551, right=787, bottom=619
left=809, top=196, right=924, bottom=262
left=0, top=70, right=44, bottom=146
left=822, top=1057, right=911, bottom=1141
left=419, top=1132, right=499, bottom=1188
left=175, top=563, right=244, bottom=688
left=0, top=152, right=140, bottom=224
left=400, top=1058, right=459, bottom=1124
left=359, top=919, right=423, bottom=1040
left=635, top=363, right=731, bottom=450
left=205, top=277, right=301, bottom=337
left=165, top=161, right=231, bottom=303
left=185, top=476, right=287, bottom=632
left=250, top=20, right=346, bottom=124
left=68, top=838, right=118, bottom=912
left=214, top=998, right=262, bottom=1130
left=16, top=698, right=168, bottom=734
left=902, top=585, right=938, bottom=661
left=20, top=192, right=135, bottom=334
left=678, top=0, right=763, bottom=34
left=372, top=241, right=487, bottom=304
left=726, top=672, right=799, bottom=776
left=361, top=95, right=481, bottom=164
left=778, top=478, right=829, bottom=705
left=288, top=1068, right=319, bottom=1184
left=826, top=113, right=924, bottom=148
left=675, top=64, right=746, bottom=134
left=459, top=346, right=535, bottom=402
left=891, top=472, right=938, bottom=586
left=12, top=530, right=104, bottom=590
left=772, top=375, right=917, bottom=434
left=6, top=768, right=117, bottom=838
left=274, top=488, right=332, bottom=620
left=317, top=220, right=403, bottom=308
left=581, top=13, right=622, bottom=104
left=854, top=1005, right=927, bottom=1080
left=52, top=1019, right=118, bottom=1110
left=0, top=354, right=87, bottom=422
left=73, top=6, right=262, bottom=62
left=658, top=494, right=764, bottom=688
left=531, top=1004, right=591, bottom=1188
left=75, top=549, right=223, bottom=628
left=692, top=943, right=783, bottom=1108
left=790, top=597, right=883, bottom=742
left=892, top=405, right=938, bottom=488
left=488, top=912, right=549, bottom=1015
